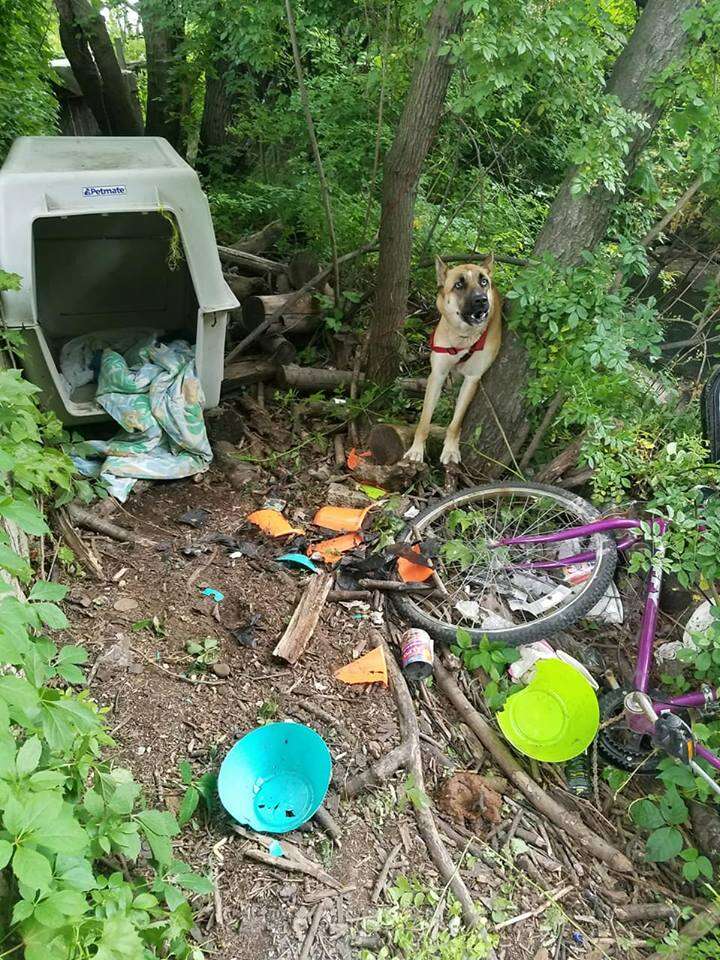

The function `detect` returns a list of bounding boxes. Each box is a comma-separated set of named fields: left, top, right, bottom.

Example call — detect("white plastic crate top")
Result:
left=0, top=136, right=238, bottom=418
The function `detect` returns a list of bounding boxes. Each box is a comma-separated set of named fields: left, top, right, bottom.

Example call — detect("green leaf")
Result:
left=12, top=899, right=35, bottom=924
left=172, top=870, right=213, bottom=895
left=0, top=674, right=39, bottom=720
left=0, top=544, right=32, bottom=582
left=16, top=736, right=42, bottom=776
left=179, top=760, right=192, bottom=785
left=132, top=893, right=158, bottom=910
left=178, top=786, right=200, bottom=827
left=28, top=805, right=88, bottom=855
left=630, top=799, right=664, bottom=830
left=13, top=845, right=52, bottom=891
left=56, top=645, right=88, bottom=665
left=645, top=826, right=684, bottom=862
left=135, top=809, right=179, bottom=837
left=0, top=838, right=13, bottom=868
left=29, top=581, right=68, bottom=602
left=33, top=603, right=69, bottom=630
left=56, top=855, right=97, bottom=891
left=659, top=787, right=688, bottom=826
left=163, top=884, right=186, bottom=912
left=0, top=498, right=49, bottom=536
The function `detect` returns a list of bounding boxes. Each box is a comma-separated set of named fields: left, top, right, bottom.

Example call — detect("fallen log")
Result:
left=645, top=902, right=720, bottom=960
left=273, top=572, right=333, bottom=664
left=434, top=659, right=633, bottom=873
left=223, top=273, right=267, bottom=300
left=67, top=503, right=157, bottom=549
left=217, top=245, right=287, bottom=276
left=227, top=220, right=283, bottom=255
left=222, top=357, right=280, bottom=390
left=368, top=422, right=445, bottom=465
left=243, top=293, right=323, bottom=336
left=279, top=364, right=427, bottom=394
left=535, top=431, right=587, bottom=484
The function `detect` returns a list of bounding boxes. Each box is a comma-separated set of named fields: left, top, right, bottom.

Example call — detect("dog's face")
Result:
left=436, top=256, right=495, bottom=329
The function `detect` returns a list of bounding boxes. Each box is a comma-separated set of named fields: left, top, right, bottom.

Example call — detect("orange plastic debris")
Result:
left=308, top=532, right=362, bottom=564
left=334, top=646, right=388, bottom=686
left=397, top=544, right=434, bottom=583
left=346, top=448, right=372, bottom=471
left=312, top=505, right=371, bottom=533
left=247, top=509, right=304, bottom=538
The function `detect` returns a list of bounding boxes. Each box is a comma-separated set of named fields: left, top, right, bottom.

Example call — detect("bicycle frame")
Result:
left=498, top=516, right=720, bottom=773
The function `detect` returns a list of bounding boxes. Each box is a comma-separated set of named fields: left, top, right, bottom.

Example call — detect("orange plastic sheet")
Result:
left=397, top=544, right=434, bottom=583
left=247, top=509, right=304, bottom=538
left=312, top=504, right=371, bottom=533
left=308, top=532, right=362, bottom=565
left=334, top=646, right=388, bottom=686
left=346, top=448, right=372, bottom=470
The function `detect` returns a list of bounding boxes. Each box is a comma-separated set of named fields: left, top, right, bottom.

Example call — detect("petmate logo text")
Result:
left=82, top=184, right=127, bottom=198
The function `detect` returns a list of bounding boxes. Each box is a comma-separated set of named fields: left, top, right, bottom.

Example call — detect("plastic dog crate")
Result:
left=0, top=136, right=237, bottom=424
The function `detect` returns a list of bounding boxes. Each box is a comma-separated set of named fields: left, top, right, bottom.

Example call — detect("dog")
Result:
left=405, top=255, right=502, bottom=465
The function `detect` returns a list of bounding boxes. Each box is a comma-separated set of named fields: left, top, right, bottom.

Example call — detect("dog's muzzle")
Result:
left=463, top=295, right=489, bottom=325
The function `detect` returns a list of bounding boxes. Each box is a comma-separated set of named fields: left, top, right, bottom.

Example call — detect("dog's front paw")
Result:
left=440, top=444, right=461, bottom=465
left=404, top=444, right=425, bottom=463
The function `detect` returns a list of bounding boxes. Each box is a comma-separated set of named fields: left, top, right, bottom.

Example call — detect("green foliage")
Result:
left=359, top=874, right=497, bottom=960
left=452, top=628, right=520, bottom=710
left=185, top=636, right=219, bottom=669
left=177, top=760, right=217, bottom=828
left=0, top=372, right=209, bottom=958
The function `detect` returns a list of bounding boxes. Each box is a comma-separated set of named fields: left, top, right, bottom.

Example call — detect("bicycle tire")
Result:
left=393, top=481, right=618, bottom=646
left=701, top=367, right=720, bottom=462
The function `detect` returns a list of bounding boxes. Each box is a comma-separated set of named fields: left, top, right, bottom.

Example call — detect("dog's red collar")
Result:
left=430, top=326, right=489, bottom=363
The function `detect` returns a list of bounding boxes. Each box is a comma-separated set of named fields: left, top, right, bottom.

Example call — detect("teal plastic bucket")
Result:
left=218, top=722, right=332, bottom=833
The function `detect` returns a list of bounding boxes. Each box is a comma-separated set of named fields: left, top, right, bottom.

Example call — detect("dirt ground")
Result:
left=57, top=396, right=705, bottom=960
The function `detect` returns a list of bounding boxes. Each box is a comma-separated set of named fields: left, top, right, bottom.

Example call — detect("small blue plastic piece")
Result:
left=218, top=722, right=332, bottom=834
left=201, top=587, right=224, bottom=602
left=269, top=841, right=284, bottom=857
left=277, top=552, right=320, bottom=574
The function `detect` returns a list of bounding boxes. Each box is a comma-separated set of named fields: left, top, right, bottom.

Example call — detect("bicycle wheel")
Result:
left=393, top=481, right=618, bottom=646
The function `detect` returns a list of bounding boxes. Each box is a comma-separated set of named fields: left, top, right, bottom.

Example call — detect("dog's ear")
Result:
left=435, top=256, right=448, bottom=287
left=481, top=252, right=495, bottom=276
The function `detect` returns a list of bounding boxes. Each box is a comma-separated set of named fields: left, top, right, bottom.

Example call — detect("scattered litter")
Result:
left=657, top=599, right=709, bottom=661
left=586, top=581, right=624, bottom=624
left=346, top=448, right=372, bottom=470
left=201, top=587, right=224, bottom=602
left=263, top=497, right=287, bottom=513
left=334, top=646, right=388, bottom=686
left=177, top=508, right=210, bottom=529
left=181, top=544, right=211, bottom=558
left=509, top=640, right=556, bottom=683
left=403, top=504, right=420, bottom=519
left=277, top=553, right=319, bottom=574
left=113, top=597, right=139, bottom=613
left=229, top=540, right=262, bottom=559
left=308, top=532, right=363, bottom=565
left=397, top=545, right=434, bottom=584
left=230, top=614, right=261, bottom=648
left=93, top=636, right=134, bottom=680
left=455, top=599, right=481, bottom=621
left=269, top=841, right=284, bottom=857
left=312, top=505, right=371, bottom=533
left=437, top=772, right=505, bottom=827
left=401, top=627, right=434, bottom=680
left=248, top=509, right=304, bottom=537
left=357, top=483, right=387, bottom=500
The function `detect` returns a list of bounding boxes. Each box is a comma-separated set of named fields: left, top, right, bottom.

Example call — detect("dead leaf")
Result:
left=113, top=597, right=139, bottom=613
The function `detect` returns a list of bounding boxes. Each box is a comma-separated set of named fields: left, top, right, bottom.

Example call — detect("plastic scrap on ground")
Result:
left=334, top=646, right=388, bottom=686
left=397, top=544, right=434, bottom=583
left=346, top=448, right=372, bottom=470
left=356, top=483, right=387, bottom=500
left=201, top=587, right=224, bottom=602
left=248, top=509, right=305, bottom=537
left=67, top=336, right=213, bottom=502
left=312, top=504, right=371, bottom=533
left=277, top=552, right=320, bottom=574
left=308, top=532, right=363, bottom=565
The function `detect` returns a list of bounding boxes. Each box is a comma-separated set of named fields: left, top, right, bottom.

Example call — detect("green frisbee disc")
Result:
left=497, top=659, right=599, bottom=762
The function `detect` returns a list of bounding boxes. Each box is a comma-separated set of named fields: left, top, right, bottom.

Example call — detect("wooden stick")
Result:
left=66, top=503, right=157, bottom=548
left=615, top=903, right=679, bottom=922
left=434, top=660, right=633, bottom=873
left=313, top=805, right=341, bottom=841
left=224, top=242, right=378, bottom=363
left=357, top=579, right=435, bottom=593
left=371, top=843, right=401, bottom=903
left=54, top=508, right=105, bottom=580
left=273, top=573, right=333, bottom=664
left=644, top=902, right=720, bottom=960
left=520, top=390, right=565, bottom=468
left=217, top=245, right=286, bottom=275
left=298, top=899, right=331, bottom=960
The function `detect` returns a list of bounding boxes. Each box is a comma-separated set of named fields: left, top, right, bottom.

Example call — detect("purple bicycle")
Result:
left=394, top=481, right=720, bottom=793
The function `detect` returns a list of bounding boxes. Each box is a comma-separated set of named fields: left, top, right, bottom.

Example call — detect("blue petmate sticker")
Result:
left=82, top=184, right=127, bottom=198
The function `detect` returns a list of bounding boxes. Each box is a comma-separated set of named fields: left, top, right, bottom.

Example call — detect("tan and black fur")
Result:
left=405, top=255, right=502, bottom=464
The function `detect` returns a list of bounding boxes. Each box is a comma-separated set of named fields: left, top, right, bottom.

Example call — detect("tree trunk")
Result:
left=366, top=0, right=462, bottom=383
left=199, top=59, right=237, bottom=167
left=140, top=0, right=184, bottom=147
left=462, top=0, right=695, bottom=476
left=54, top=0, right=111, bottom=134
left=68, top=0, right=143, bottom=136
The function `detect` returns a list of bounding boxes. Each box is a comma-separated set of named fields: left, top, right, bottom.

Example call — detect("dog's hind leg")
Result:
left=440, top=376, right=480, bottom=465
left=405, top=364, right=450, bottom=462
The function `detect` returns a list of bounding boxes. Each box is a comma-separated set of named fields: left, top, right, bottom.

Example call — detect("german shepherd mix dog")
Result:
left=405, top=255, right=502, bottom=464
